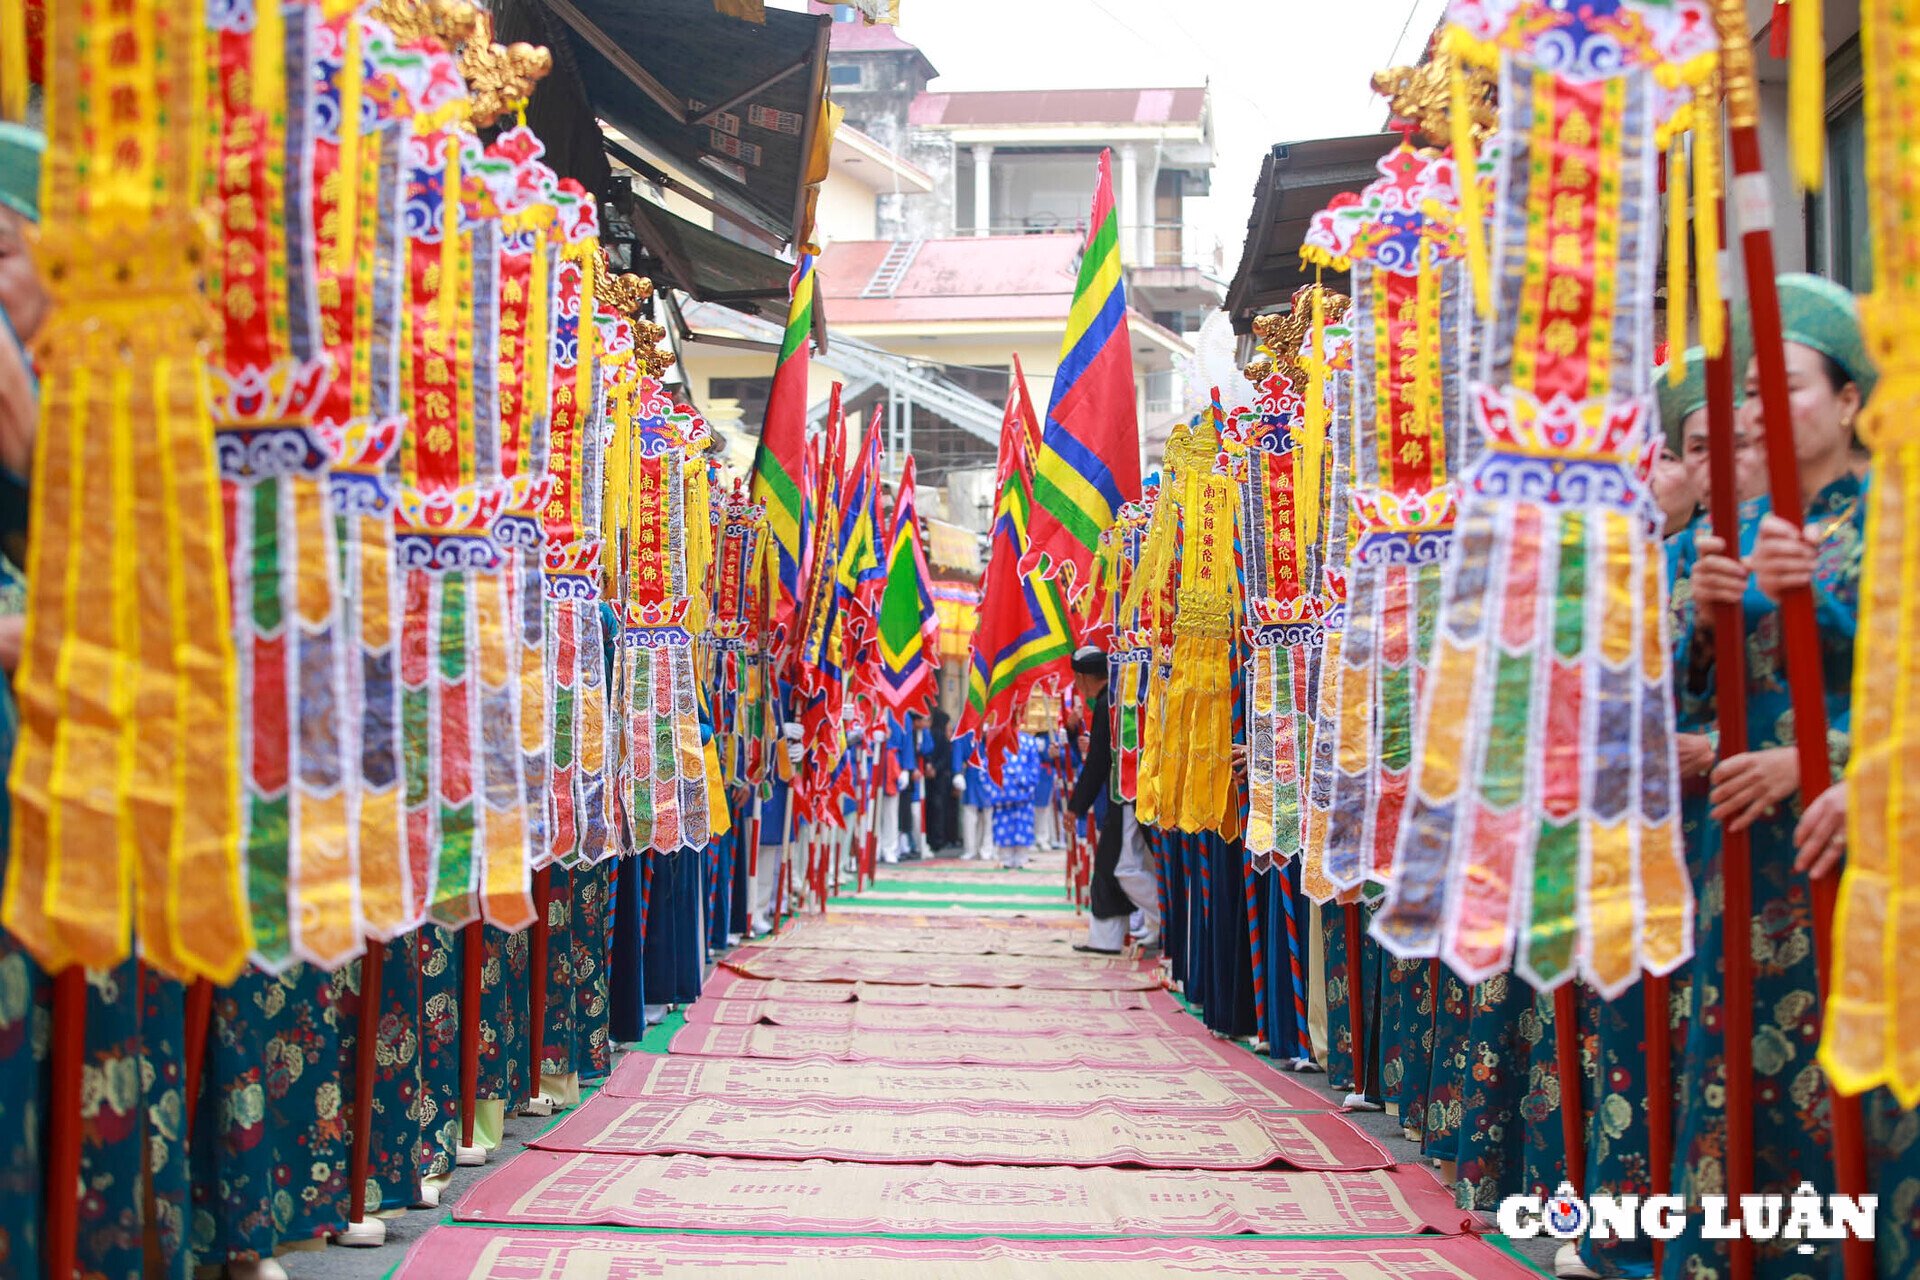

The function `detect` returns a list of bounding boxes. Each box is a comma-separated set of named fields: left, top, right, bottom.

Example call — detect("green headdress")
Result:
left=1656, top=348, right=1707, bottom=453
left=1776, top=273, right=1876, bottom=404
left=0, top=122, right=42, bottom=223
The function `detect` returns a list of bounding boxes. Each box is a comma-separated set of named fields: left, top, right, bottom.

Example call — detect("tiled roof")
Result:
left=817, top=235, right=1081, bottom=324
left=807, top=2, right=926, bottom=54
left=909, top=87, right=1207, bottom=129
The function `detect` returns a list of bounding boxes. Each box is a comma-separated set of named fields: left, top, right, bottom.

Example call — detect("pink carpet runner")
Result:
left=600, top=1050, right=1338, bottom=1111
left=455, top=1151, right=1475, bottom=1235
left=527, top=1092, right=1392, bottom=1169
left=393, top=860, right=1539, bottom=1277
left=390, top=1230, right=1548, bottom=1279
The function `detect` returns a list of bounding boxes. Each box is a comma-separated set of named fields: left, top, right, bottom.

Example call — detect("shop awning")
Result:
left=1224, top=132, right=1395, bottom=331
left=503, top=0, right=830, bottom=248
left=620, top=196, right=792, bottom=308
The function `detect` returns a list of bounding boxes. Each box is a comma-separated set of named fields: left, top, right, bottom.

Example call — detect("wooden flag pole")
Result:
left=527, top=866, right=554, bottom=1100
left=1703, top=281, right=1758, bottom=1280
left=182, top=977, right=213, bottom=1133
left=1342, top=900, right=1372, bottom=1108
left=46, top=966, right=85, bottom=1280
left=1554, top=985, right=1586, bottom=1192
left=457, top=920, right=486, bottom=1166
left=1711, top=8, right=1871, bottom=1274
left=1645, top=971, right=1673, bottom=1275
left=337, top=941, right=387, bottom=1246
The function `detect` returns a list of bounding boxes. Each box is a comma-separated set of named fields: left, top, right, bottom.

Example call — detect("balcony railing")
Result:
left=1144, top=223, right=1223, bottom=275
left=963, top=219, right=1222, bottom=275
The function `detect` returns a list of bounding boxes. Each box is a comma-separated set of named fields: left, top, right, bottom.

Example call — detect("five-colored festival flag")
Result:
left=875, top=454, right=938, bottom=717
left=750, top=252, right=817, bottom=656
left=835, top=406, right=887, bottom=659
left=963, top=365, right=1073, bottom=778
left=1024, top=148, right=1142, bottom=596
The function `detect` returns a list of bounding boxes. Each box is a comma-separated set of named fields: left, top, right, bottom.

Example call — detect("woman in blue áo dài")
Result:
left=1565, top=346, right=1720, bottom=1279
left=1663, top=274, right=1917, bottom=1280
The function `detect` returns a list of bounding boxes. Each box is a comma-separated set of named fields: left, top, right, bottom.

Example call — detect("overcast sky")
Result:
left=778, top=0, right=1451, bottom=274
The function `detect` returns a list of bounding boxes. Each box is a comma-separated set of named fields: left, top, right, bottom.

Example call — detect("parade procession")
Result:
left=0, top=0, right=1916, bottom=1276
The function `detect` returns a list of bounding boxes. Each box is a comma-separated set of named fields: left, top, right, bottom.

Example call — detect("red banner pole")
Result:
left=1701, top=295, right=1758, bottom=1280
left=528, top=867, right=553, bottom=1093
left=46, top=965, right=84, bottom=1280
left=1645, top=971, right=1672, bottom=1274
left=1554, top=984, right=1586, bottom=1193
left=182, top=976, right=212, bottom=1134
left=1710, top=9, right=1870, bottom=1274
left=338, top=940, right=387, bottom=1246
left=458, top=920, right=485, bottom=1161
left=1342, top=900, right=1369, bottom=1106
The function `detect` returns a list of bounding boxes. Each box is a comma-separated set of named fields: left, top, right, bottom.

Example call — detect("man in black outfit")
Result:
left=925, top=706, right=958, bottom=850
left=1066, top=644, right=1145, bottom=954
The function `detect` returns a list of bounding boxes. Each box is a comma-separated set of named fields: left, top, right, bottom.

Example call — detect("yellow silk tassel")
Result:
left=1, top=0, right=25, bottom=122
left=1448, top=34, right=1492, bottom=316
left=440, top=136, right=461, bottom=348
left=1789, top=0, right=1824, bottom=191
left=1693, top=103, right=1725, bottom=359
left=1301, top=278, right=1328, bottom=554
left=333, top=18, right=362, bottom=275
left=1667, top=138, right=1689, bottom=386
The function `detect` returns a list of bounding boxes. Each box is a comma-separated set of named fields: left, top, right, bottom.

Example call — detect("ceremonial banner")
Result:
left=620, top=378, right=715, bottom=854
left=874, top=455, right=938, bottom=717
left=1026, top=148, right=1141, bottom=595
left=313, top=10, right=412, bottom=941
left=1302, top=144, right=1477, bottom=899
left=480, top=123, right=561, bottom=927
left=1375, top=0, right=1713, bottom=996
left=540, top=182, right=610, bottom=867
left=1213, top=306, right=1324, bottom=868
left=1826, top=0, right=1920, bottom=1106
left=1097, top=470, right=1159, bottom=804
left=7, top=0, right=252, bottom=981
left=711, top=479, right=770, bottom=791
left=835, top=413, right=886, bottom=666
left=750, top=254, right=817, bottom=656
left=962, top=375, right=1072, bottom=777
left=1294, top=302, right=1359, bottom=902
left=790, top=392, right=853, bottom=824
left=1141, top=408, right=1242, bottom=837
left=396, top=108, right=494, bottom=931
left=209, top=0, right=354, bottom=971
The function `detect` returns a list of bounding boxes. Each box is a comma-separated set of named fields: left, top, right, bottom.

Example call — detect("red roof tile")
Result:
left=806, top=2, right=926, bottom=55
left=816, top=235, right=1081, bottom=324
left=909, top=87, right=1207, bottom=128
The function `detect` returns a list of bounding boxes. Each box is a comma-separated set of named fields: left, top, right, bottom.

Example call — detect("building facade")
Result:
left=674, top=3, right=1220, bottom=525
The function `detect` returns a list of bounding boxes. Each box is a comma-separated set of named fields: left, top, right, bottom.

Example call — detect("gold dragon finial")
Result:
left=603, top=275, right=677, bottom=377
left=1249, top=285, right=1350, bottom=383
left=461, top=17, right=553, bottom=129
left=368, top=0, right=551, bottom=129
left=602, top=273, right=654, bottom=317
left=1373, top=47, right=1496, bottom=149
left=370, top=0, right=480, bottom=51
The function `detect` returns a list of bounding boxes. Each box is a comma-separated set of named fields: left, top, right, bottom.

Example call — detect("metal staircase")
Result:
left=859, top=238, right=924, bottom=299
left=678, top=298, right=1004, bottom=447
